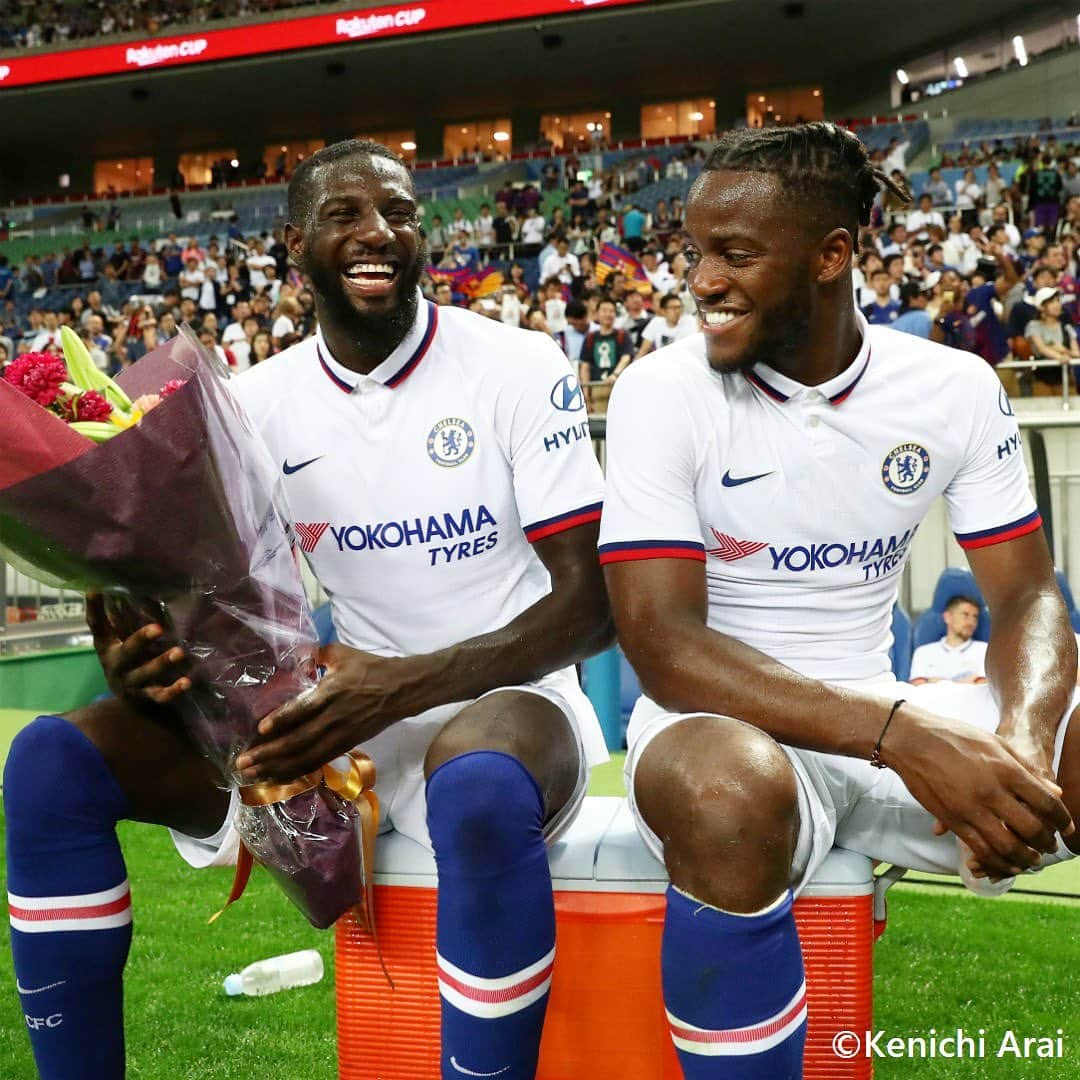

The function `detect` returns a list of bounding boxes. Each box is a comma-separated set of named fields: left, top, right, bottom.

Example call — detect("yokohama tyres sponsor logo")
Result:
left=0, top=66, right=10, bottom=82
left=126, top=39, right=208, bottom=67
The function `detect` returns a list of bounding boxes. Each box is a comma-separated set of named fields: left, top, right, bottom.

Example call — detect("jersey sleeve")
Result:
left=598, top=361, right=705, bottom=564
left=497, top=335, right=604, bottom=543
left=943, top=361, right=1041, bottom=550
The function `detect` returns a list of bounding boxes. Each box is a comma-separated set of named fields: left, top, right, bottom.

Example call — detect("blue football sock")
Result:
left=427, top=751, right=555, bottom=1080
left=5, top=715, right=132, bottom=1080
left=662, top=885, right=806, bottom=1079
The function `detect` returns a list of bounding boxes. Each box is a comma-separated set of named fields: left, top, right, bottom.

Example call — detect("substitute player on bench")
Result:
left=599, top=123, right=1079, bottom=1079
left=5, top=140, right=612, bottom=1080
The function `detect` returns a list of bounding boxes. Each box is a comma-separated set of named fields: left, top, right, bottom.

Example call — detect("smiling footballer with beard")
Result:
left=21, top=139, right=615, bottom=1080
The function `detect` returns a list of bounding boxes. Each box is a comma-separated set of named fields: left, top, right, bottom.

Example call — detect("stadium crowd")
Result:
left=0, top=0, right=322, bottom=48
left=4, top=130, right=1080, bottom=400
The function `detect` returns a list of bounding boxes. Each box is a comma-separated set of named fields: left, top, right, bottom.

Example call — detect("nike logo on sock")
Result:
left=721, top=469, right=774, bottom=487
left=449, top=1058, right=511, bottom=1077
left=282, top=456, right=324, bottom=475
left=17, top=978, right=67, bottom=995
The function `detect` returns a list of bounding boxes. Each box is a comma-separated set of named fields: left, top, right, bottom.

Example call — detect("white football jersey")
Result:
left=231, top=295, right=607, bottom=763
left=599, top=314, right=1039, bottom=683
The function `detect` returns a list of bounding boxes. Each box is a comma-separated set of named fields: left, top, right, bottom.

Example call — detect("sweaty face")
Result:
left=685, top=170, right=816, bottom=374
left=290, top=155, right=423, bottom=330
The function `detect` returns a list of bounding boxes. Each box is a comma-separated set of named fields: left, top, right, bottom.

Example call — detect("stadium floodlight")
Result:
left=493, top=131, right=510, bottom=142
left=229, top=158, right=239, bottom=168
left=400, top=141, right=416, bottom=151
left=585, top=122, right=596, bottom=132
left=1013, top=35, right=1027, bottom=66
left=689, top=111, right=704, bottom=121
left=953, top=56, right=968, bottom=78
left=896, top=68, right=910, bottom=84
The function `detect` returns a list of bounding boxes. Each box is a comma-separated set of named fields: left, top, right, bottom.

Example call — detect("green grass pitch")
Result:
left=0, top=723, right=1078, bottom=1077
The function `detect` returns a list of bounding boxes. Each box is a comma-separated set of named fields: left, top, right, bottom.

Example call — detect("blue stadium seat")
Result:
left=889, top=603, right=914, bottom=683
left=1054, top=570, right=1080, bottom=633
left=912, top=567, right=989, bottom=649
left=311, top=602, right=338, bottom=646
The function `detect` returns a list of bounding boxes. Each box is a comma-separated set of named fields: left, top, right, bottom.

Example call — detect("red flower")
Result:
left=72, top=391, right=113, bottom=422
left=4, top=352, right=69, bottom=408
left=159, top=378, right=188, bottom=398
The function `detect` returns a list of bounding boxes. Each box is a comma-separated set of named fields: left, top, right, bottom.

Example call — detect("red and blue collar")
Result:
left=317, top=295, right=438, bottom=394
left=744, top=311, right=872, bottom=407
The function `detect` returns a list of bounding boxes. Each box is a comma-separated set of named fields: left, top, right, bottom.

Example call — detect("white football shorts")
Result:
left=171, top=665, right=601, bottom=869
left=625, top=679, right=1077, bottom=895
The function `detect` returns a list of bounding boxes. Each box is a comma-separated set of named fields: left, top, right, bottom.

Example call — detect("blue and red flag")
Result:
left=596, top=243, right=652, bottom=294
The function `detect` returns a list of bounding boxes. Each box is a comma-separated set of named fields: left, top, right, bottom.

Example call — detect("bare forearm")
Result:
left=987, top=587, right=1075, bottom=746
left=631, top=618, right=893, bottom=759
left=386, top=573, right=613, bottom=718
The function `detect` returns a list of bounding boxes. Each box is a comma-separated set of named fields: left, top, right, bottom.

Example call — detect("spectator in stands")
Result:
left=1027, top=154, right=1065, bottom=232
left=539, top=237, right=579, bottom=287
left=86, top=314, right=111, bottom=353
left=519, top=206, right=546, bottom=258
left=492, top=202, right=516, bottom=257
left=179, top=256, right=204, bottom=303
left=892, top=281, right=932, bottom=338
left=965, top=249, right=1019, bottom=366
left=30, top=310, right=63, bottom=353
left=1026, top=287, right=1079, bottom=392
left=953, top=169, right=982, bottom=229
left=909, top=596, right=987, bottom=685
left=641, top=249, right=674, bottom=293
left=0, top=256, right=13, bottom=302
left=474, top=204, right=495, bottom=261
left=122, top=311, right=161, bottom=366
left=863, top=268, right=902, bottom=325
left=249, top=329, right=273, bottom=365
left=616, top=289, right=651, bottom=350
left=433, top=282, right=454, bottom=307
left=271, top=298, right=302, bottom=349
left=621, top=203, right=646, bottom=252
left=158, top=311, right=178, bottom=341
left=924, top=167, right=951, bottom=207
left=636, top=293, right=696, bottom=357
left=982, top=163, right=1007, bottom=213
left=578, top=298, right=632, bottom=413
left=562, top=298, right=595, bottom=364
left=449, top=230, right=479, bottom=270
left=142, top=253, right=163, bottom=292
left=245, top=239, right=275, bottom=292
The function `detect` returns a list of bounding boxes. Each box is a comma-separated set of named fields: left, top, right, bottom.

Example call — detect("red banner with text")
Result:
left=0, top=0, right=649, bottom=91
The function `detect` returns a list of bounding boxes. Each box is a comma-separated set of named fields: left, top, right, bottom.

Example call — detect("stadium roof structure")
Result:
left=1, top=0, right=1041, bottom=186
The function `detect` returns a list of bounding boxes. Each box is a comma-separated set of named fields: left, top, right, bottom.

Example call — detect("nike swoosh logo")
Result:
left=449, top=1058, right=511, bottom=1077
left=721, top=469, right=773, bottom=487
left=282, top=456, right=324, bottom=475
left=17, top=979, right=67, bottom=995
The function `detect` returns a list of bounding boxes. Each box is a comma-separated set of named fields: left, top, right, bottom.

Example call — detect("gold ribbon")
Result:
left=209, top=751, right=393, bottom=984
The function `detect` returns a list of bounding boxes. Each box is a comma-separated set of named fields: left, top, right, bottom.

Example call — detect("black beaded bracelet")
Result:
left=870, top=699, right=906, bottom=769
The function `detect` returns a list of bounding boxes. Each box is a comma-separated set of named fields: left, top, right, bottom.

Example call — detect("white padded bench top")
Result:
left=374, top=796, right=872, bottom=897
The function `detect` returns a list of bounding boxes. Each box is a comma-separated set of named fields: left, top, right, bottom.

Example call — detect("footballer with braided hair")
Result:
left=599, top=122, right=1079, bottom=1078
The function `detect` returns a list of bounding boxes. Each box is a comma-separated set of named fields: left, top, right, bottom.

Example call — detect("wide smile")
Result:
left=341, top=260, right=400, bottom=298
left=701, top=308, right=750, bottom=336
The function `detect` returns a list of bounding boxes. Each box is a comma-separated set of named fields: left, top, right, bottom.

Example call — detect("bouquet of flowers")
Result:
left=0, top=328, right=378, bottom=932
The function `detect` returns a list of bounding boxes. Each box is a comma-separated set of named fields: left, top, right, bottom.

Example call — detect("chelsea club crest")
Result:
left=881, top=443, right=930, bottom=494
left=427, top=417, right=476, bottom=468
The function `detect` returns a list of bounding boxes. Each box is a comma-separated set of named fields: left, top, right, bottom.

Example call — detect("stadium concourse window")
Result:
left=540, top=111, right=612, bottom=152
left=443, top=120, right=511, bottom=162
left=355, top=131, right=417, bottom=164
left=640, top=99, right=717, bottom=140
left=93, top=158, right=153, bottom=195
left=745, top=88, right=824, bottom=129
left=262, top=140, right=326, bottom=181
left=177, top=150, right=238, bottom=187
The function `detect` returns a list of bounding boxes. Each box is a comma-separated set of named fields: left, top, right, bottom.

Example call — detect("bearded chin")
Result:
left=305, top=241, right=427, bottom=352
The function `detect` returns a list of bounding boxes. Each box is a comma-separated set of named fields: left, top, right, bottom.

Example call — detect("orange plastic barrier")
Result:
left=337, top=885, right=873, bottom=1079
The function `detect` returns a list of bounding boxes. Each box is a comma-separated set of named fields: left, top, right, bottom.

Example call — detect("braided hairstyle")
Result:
left=700, top=122, right=912, bottom=237
left=287, top=139, right=410, bottom=229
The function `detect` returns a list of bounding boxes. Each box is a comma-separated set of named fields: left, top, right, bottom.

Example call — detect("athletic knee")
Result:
left=426, top=750, right=545, bottom=870
left=4, top=714, right=127, bottom=836
left=637, top=718, right=799, bottom=892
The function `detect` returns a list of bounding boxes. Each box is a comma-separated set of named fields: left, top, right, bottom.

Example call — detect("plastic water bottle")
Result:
left=957, top=842, right=1015, bottom=897
left=223, top=949, right=324, bottom=997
